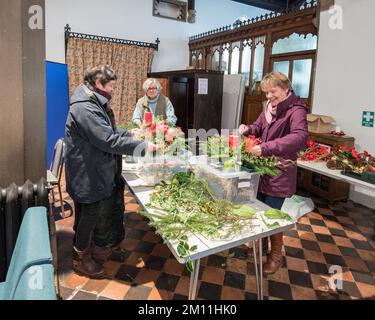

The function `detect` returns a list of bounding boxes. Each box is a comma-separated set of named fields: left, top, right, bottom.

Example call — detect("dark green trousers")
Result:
left=73, top=182, right=125, bottom=250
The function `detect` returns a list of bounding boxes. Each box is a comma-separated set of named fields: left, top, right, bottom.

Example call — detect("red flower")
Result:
left=307, top=138, right=315, bottom=148
left=364, top=150, right=371, bottom=157
left=351, top=147, right=360, bottom=160
left=229, top=134, right=240, bottom=149
left=245, top=136, right=260, bottom=153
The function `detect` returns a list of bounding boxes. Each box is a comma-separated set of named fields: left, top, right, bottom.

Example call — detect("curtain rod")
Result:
left=64, top=24, right=160, bottom=57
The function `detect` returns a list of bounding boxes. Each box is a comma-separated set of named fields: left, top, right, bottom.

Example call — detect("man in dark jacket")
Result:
left=65, top=65, right=154, bottom=278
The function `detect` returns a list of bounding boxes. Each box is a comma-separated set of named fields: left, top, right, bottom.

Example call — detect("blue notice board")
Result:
left=46, top=61, right=69, bottom=166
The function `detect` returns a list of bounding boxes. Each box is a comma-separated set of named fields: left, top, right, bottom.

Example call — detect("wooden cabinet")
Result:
left=242, top=93, right=264, bottom=125
left=297, top=132, right=355, bottom=203
left=148, top=69, right=223, bottom=134
left=307, top=132, right=355, bottom=147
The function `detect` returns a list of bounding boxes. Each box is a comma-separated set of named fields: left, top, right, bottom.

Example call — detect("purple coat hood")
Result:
left=244, top=92, right=308, bottom=198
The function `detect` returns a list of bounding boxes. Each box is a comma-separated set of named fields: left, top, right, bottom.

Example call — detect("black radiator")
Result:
left=0, top=178, right=49, bottom=282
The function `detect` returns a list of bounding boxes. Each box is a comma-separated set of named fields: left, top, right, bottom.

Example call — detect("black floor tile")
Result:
left=135, top=241, right=155, bottom=254
left=316, top=234, right=335, bottom=244
left=351, top=270, right=375, bottom=285
left=284, top=229, right=300, bottom=239
left=296, top=223, right=313, bottom=232
left=207, top=255, right=227, bottom=269
left=341, top=223, right=360, bottom=233
left=323, top=215, right=339, bottom=222
left=97, top=296, right=113, bottom=300
left=301, top=239, right=321, bottom=252
left=155, top=272, right=180, bottom=292
left=109, top=250, right=130, bottom=263
left=329, top=228, right=347, bottom=238
left=364, top=260, right=375, bottom=273
left=307, top=261, right=329, bottom=275
left=309, top=218, right=326, bottom=227
left=124, top=285, right=152, bottom=300
left=350, top=239, right=373, bottom=251
left=268, top=280, right=293, bottom=300
left=60, top=287, right=74, bottom=300
left=115, top=264, right=140, bottom=284
left=223, top=271, right=246, bottom=290
left=337, top=281, right=362, bottom=298
left=288, top=270, right=313, bottom=288
left=245, top=292, right=258, bottom=300
left=72, top=291, right=98, bottom=300
left=284, top=246, right=305, bottom=259
left=198, top=282, right=222, bottom=300
left=363, top=233, right=375, bottom=242
left=146, top=255, right=167, bottom=271
left=338, top=246, right=360, bottom=258
left=323, top=253, right=346, bottom=267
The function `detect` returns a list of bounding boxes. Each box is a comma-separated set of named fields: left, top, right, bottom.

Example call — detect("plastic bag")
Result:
left=281, top=195, right=315, bottom=221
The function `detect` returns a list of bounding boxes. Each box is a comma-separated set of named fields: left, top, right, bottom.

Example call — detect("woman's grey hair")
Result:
left=143, top=78, right=161, bottom=92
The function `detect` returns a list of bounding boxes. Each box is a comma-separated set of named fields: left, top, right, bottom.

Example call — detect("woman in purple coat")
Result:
left=239, top=72, right=308, bottom=275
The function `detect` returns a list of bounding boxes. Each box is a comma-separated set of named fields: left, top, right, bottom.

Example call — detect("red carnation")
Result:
left=307, top=138, right=315, bottom=148
left=351, top=147, right=360, bottom=160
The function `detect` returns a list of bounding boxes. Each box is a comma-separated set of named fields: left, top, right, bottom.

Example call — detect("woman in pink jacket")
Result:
left=239, top=72, right=308, bottom=275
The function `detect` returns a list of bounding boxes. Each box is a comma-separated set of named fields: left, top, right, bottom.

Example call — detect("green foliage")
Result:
left=241, top=152, right=282, bottom=176
left=118, top=122, right=138, bottom=131
left=205, top=136, right=282, bottom=176
left=140, top=172, right=257, bottom=272
left=264, top=208, right=293, bottom=221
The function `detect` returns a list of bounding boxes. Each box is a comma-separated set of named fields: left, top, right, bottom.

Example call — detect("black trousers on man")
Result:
left=73, top=178, right=125, bottom=251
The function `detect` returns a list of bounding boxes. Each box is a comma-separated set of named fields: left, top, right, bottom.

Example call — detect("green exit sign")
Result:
left=362, top=111, right=374, bottom=127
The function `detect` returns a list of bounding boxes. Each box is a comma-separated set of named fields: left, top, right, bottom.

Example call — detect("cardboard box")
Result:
left=307, top=114, right=335, bottom=133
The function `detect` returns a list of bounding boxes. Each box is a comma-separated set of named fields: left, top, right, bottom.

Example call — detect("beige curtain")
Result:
left=66, top=38, right=155, bottom=124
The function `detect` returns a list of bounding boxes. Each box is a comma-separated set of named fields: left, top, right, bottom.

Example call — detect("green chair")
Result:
left=0, top=207, right=57, bottom=300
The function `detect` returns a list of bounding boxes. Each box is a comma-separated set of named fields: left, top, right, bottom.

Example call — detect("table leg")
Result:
left=188, top=259, right=200, bottom=300
left=252, top=240, right=260, bottom=299
left=259, top=238, right=264, bottom=300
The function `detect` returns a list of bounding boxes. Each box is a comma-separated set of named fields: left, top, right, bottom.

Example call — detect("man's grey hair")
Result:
left=143, top=78, right=161, bottom=92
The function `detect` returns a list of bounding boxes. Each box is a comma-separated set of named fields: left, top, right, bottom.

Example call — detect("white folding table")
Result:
left=122, top=168, right=296, bottom=300
left=297, top=160, right=375, bottom=192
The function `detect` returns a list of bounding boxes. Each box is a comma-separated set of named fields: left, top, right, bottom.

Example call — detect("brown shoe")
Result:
left=91, top=244, right=112, bottom=263
left=263, top=233, right=283, bottom=276
left=72, top=246, right=105, bottom=279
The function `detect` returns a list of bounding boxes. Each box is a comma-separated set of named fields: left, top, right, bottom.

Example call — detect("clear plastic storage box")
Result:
left=136, top=155, right=189, bottom=186
left=192, top=158, right=260, bottom=203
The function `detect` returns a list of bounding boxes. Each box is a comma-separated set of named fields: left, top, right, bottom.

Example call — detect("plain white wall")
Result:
left=313, top=0, right=375, bottom=154
left=313, top=0, right=375, bottom=207
left=45, top=0, right=267, bottom=71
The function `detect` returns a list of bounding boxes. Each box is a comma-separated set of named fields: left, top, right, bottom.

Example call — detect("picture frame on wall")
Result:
left=152, top=0, right=187, bottom=22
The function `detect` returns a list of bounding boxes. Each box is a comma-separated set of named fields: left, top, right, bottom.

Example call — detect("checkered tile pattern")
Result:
left=54, top=168, right=375, bottom=300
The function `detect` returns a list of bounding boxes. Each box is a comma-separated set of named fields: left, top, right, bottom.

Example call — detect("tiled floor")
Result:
left=53, top=171, right=375, bottom=300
